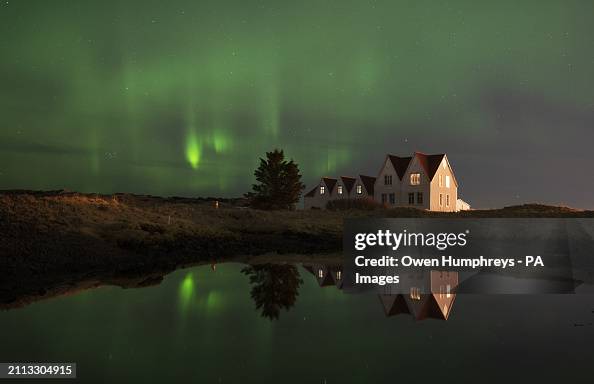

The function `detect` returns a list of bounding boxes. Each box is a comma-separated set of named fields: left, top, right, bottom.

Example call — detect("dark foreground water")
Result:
left=1, top=263, right=593, bottom=383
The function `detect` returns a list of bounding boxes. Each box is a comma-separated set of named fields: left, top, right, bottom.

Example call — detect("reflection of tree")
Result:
left=241, top=264, right=303, bottom=320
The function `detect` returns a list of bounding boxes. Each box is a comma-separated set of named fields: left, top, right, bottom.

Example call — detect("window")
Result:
left=439, top=193, right=443, bottom=206
left=356, top=184, right=362, bottom=194
left=439, top=174, right=443, bottom=187
left=384, top=175, right=392, bottom=185
left=417, top=192, right=423, bottom=204
left=410, top=173, right=421, bottom=185
left=408, top=193, right=415, bottom=205
left=336, top=270, right=342, bottom=280
left=337, top=185, right=343, bottom=195
left=381, top=193, right=387, bottom=204
left=446, top=284, right=451, bottom=298
left=446, top=194, right=450, bottom=207
left=445, top=175, right=451, bottom=188
left=389, top=193, right=395, bottom=204
left=318, top=269, right=323, bottom=278
left=320, top=186, right=325, bottom=195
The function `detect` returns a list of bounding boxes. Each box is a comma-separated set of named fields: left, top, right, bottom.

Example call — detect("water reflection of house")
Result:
left=303, top=264, right=458, bottom=321
left=302, top=264, right=344, bottom=290
left=379, top=271, right=458, bottom=320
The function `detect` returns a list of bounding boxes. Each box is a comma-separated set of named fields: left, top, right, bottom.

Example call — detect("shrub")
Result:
left=326, top=198, right=382, bottom=211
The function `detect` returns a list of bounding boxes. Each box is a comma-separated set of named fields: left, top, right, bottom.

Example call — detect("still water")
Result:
left=1, top=263, right=593, bottom=383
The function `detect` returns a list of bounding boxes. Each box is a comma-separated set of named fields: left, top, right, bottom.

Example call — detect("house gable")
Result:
left=358, top=175, right=376, bottom=196
left=439, top=154, right=458, bottom=188
left=388, top=155, right=413, bottom=180
left=322, top=177, right=338, bottom=194
left=403, top=154, right=429, bottom=185
left=340, top=176, right=356, bottom=194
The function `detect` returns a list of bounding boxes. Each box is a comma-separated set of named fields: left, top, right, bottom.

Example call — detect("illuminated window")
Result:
left=337, top=185, right=343, bottom=195
left=356, top=185, right=362, bottom=194
left=446, top=194, right=450, bottom=207
left=439, top=174, right=443, bottom=187
left=389, top=193, right=395, bottom=204
left=318, top=269, right=323, bottom=278
left=417, top=192, right=423, bottom=204
left=446, top=284, right=451, bottom=298
left=439, top=193, right=443, bottom=206
left=384, top=175, right=392, bottom=185
left=320, top=186, right=325, bottom=195
left=445, top=175, right=451, bottom=188
left=408, top=193, right=414, bottom=205
left=336, top=271, right=342, bottom=280
left=410, top=173, right=421, bottom=185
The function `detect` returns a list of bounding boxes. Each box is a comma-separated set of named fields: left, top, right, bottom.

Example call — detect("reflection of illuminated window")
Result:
left=337, top=185, right=343, bottom=195
left=336, top=271, right=342, bottom=280
left=446, top=284, right=451, bottom=298
left=318, top=269, right=324, bottom=278
left=410, top=173, right=421, bottom=185
left=410, top=287, right=421, bottom=300
left=320, top=186, right=325, bottom=195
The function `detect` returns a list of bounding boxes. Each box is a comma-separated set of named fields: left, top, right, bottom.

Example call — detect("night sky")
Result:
left=1, top=1, right=593, bottom=208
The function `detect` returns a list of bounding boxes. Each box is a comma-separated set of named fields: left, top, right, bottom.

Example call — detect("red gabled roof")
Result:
left=388, top=155, right=413, bottom=180
left=414, top=152, right=445, bottom=181
left=359, top=175, right=376, bottom=195
left=322, top=177, right=337, bottom=194
left=304, top=186, right=316, bottom=198
left=340, top=176, right=356, bottom=194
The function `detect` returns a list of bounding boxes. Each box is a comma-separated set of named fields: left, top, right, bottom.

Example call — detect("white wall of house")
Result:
left=303, top=179, right=332, bottom=209
left=401, top=156, right=431, bottom=210
left=374, top=157, right=402, bottom=207
left=353, top=176, right=373, bottom=200
left=332, top=179, right=350, bottom=200
left=456, top=198, right=471, bottom=211
left=428, top=156, right=457, bottom=212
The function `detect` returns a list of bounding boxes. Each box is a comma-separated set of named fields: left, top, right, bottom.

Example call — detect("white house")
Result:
left=304, top=152, right=469, bottom=212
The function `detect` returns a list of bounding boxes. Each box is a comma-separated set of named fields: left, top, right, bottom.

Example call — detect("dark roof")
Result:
left=379, top=294, right=411, bottom=317
left=388, top=155, right=413, bottom=180
left=340, top=176, right=356, bottom=193
left=359, top=175, right=376, bottom=195
left=304, top=186, right=316, bottom=198
left=414, top=152, right=445, bottom=181
left=322, top=177, right=337, bottom=194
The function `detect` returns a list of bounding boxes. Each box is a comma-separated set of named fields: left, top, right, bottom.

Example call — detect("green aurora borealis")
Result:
left=1, top=1, right=593, bottom=207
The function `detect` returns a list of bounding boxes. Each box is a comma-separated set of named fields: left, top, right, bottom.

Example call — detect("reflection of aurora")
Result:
left=174, top=263, right=456, bottom=321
